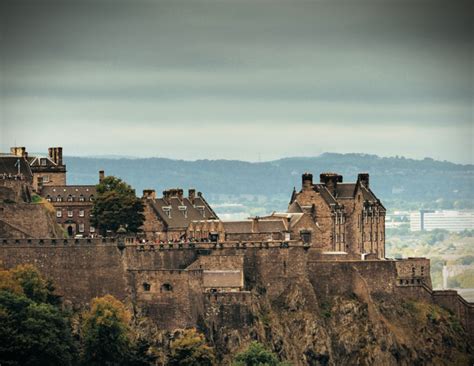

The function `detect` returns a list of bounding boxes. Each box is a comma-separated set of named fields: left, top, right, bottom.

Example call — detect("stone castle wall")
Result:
left=0, top=239, right=472, bottom=342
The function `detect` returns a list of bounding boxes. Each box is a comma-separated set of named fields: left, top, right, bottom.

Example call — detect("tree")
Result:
left=0, top=266, right=76, bottom=366
left=168, top=328, right=216, bottom=366
left=81, top=295, right=133, bottom=366
left=233, top=341, right=288, bottom=366
left=91, top=176, right=144, bottom=235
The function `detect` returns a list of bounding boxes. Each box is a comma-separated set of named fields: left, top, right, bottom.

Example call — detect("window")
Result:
left=335, top=233, right=339, bottom=243
left=89, top=195, right=94, bottom=201
left=162, top=206, right=171, bottom=218
left=41, top=158, right=47, bottom=166
left=42, top=175, right=50, bottom=183
left=90, top=226, right=95, bottom=233
left=300, top=231, right=311, bottom=244
left=57, top=195, right=62, bottom=202
left=79, top=195, right=85, bottom=202
left=143, top=283, right=151, bottom=291
left=56, top=209, right=62, bottom=218
left=67, top=195, right=73, bottom=202
left=67, top=210, right=73, bottom=217
left=161, top=283, right=173, bottom=292
left=79, top=210, right=84, bottom=217
left=46, top=195, right=51, bottom=202
left=78, top=223, right=84, bottom=233
left=341, top=233, right=344, bottom=243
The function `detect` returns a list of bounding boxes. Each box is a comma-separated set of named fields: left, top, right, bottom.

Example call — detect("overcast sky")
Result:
left=1, top=0, right=472, bottom=163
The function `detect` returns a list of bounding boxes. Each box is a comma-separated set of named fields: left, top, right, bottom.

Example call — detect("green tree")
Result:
left=81, top=295, right=132, bottom=366
left=233, top=341, right=288, bottom=366
left=0, top=266, right=76, bottom=366
left=168, top=328, right=216, bottom=366
left=91, top=176, right=144, bottom=235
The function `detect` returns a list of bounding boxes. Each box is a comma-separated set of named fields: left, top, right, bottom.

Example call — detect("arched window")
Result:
left=89, top=195, right=94, bottom=201
left=79, top=194, right=85, bottom=202
left=67, top=195, right=73, bottom=202
left=161, top=283, right=173, bottom=292
left=57, top=195, right=62, bottom=202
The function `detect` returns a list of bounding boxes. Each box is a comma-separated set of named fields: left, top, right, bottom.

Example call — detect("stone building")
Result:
left=10, top=146, right=66, bottom=191
left=41, top=184, right=97, bottom=237
left=142, top=188, right=219, bottom=241
left=287, top=172, right=386, bottom=258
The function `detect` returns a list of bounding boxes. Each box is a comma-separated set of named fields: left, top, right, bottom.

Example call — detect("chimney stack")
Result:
left=302, top=172, right=313, bottom=191
left=320, top=173, right=343, bottom=196
left=99, top=170, right=105, bottom=183
left=143, top=189, right=156, bottom=200
left=48, top=147, right=63, bottom=165
left=358, top=173, right=369, bottom=188
left=188, top=189, right=196, bottom=202
left=11, top=147, right=28, bottom=159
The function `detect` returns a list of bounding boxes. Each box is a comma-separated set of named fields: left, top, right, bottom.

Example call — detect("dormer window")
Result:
left=41, top=158, right=47, bottom=166
left=89, top=195, right=94, bottom=201
left=57, top=195, right=62, bottom=202
left=79, top=195, right=85, bottom=202
left=67, top=195, right=73, bottom=202
left=196, top=206, right=205, bottom=218
left=178, top=206, right=187, bottom=218
left=46, top=195, right=51, bottom=202
left=162, top=206, right=171, bottom=218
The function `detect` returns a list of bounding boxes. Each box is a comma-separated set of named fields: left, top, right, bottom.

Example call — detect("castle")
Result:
left=0, top=146, right=473, bottom=363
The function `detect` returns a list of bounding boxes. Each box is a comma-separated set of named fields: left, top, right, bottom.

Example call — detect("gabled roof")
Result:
left=314, top=184, right=337, bottom=206
left=147, top=193, right=218, bottom=229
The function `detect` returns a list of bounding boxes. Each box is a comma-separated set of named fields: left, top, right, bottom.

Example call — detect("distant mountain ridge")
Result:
left=63, top=153, right=473, bottom=205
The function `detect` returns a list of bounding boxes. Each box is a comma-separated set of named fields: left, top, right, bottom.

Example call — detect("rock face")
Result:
left=0, top=181, right=63, bottom=238
left=205, top=280, right=472, bottom=366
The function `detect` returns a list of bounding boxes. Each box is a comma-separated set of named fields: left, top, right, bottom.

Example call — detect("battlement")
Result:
left=0, top=238, right=307, bottom=250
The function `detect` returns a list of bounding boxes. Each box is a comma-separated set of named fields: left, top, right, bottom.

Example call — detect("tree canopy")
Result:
left=81, top=295, right=133, bottom=366
left=168, top=328, right=216, bottom=366
left=233, top=341, right=288, bottom=366
left=91, top=176, right=144, bottom=235
left=0, top=265, right=76, bottom=366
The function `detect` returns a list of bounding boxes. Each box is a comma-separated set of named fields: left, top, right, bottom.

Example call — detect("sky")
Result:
left=1, top=0, right=472, bottom=163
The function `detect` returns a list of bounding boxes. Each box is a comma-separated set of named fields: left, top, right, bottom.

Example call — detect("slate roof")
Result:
left=148, top=193, right=218, bottom=229
left=335, top=183, right=356, bottom=199
left=0, top=155, right=33, bottom=182
left=41, top=185, right=97, bottom=201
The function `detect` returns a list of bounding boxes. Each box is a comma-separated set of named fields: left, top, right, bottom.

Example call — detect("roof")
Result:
left=148, top=193, right=218, bottom=229
left=335, top=183, right=356, bottom=198
left=223, top=219, right=287, bottom=234
left=314, top=184, right=337, bottom=205
left=0, top=156, right=33, bottom=182
left=41, top=185, right=96, bottom=200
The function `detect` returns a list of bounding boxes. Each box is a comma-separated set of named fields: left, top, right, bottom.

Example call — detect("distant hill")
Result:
left=63, top=153, right=473, bottom=207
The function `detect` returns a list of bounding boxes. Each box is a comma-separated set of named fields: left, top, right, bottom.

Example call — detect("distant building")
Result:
left=410, top=210, right=474, bottom=232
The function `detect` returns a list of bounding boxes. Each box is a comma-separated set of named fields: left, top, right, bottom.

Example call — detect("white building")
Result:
left=410, top=210, right=474, bottom=232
